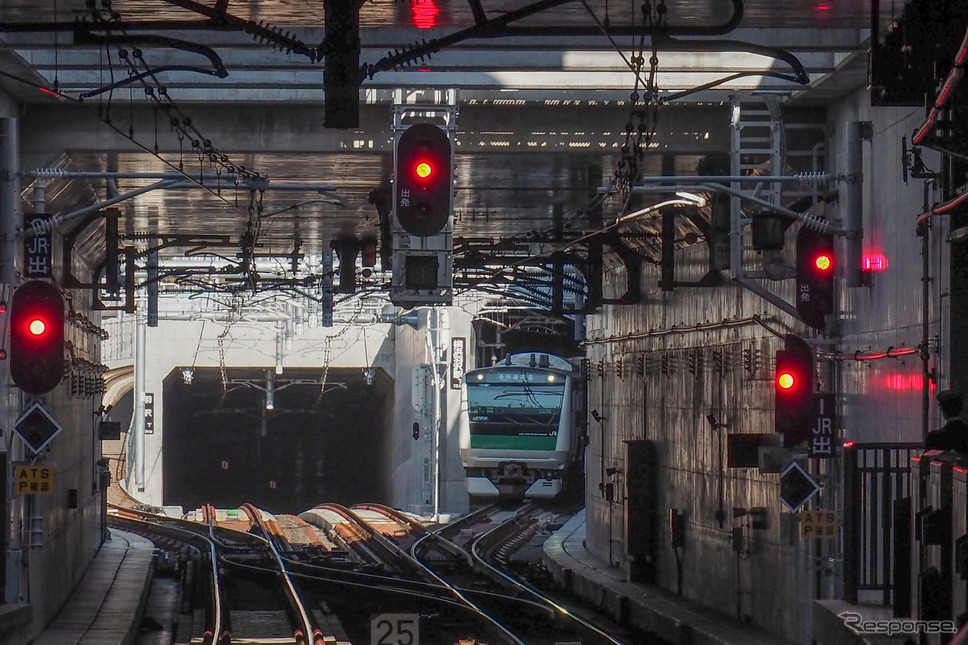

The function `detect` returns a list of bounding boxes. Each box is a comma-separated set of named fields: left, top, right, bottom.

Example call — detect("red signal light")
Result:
left=394, top=123, right=452, bottom=237
left=415, top=161, right=433, bottom=179
left=775, top=335, right=816, bottom=447
left=863, top=254, right=888, bottom=270
left=411, top=0, right=439, bottom=29
left=796, top=228, right=835, bottom=330
left=10, top=281, right=65, bottom=395
left=777, top=372, right=795, bottom=390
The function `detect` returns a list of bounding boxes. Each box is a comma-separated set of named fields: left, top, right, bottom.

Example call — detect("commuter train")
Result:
left=458, top=352, right=584, bottom=499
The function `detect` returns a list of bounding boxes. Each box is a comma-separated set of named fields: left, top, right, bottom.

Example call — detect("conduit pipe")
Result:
left=604, top=173, right=833, bottom=185
left=845, top=121, right=869, bottom=287
left=916, top=189, right=968, bottom=226
left=152, top=311, right=383, bottom=324
left=920, top=183, right=932, bottom=443
left=0, top=117, right=19, bottom=285
left=617, top=181, right=842, bottom=235
left=581, top=314, right=775, bottom=344
left=27, top=169, right=336, bottom=193
left=25, top=179, right=180, bottom=236
left=912, top=19, right=968, bottom=146
left=28, top=170, right=241, bottom=181
left=23, top=171, right=340, bottom=237
left=734, top=275, right=803, bottom=320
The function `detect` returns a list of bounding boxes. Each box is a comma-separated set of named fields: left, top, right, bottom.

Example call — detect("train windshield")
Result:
left=466, top=375, right=565, bottom=450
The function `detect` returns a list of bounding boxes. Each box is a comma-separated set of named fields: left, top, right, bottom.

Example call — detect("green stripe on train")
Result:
left=470, top=435, right=558, bottom=450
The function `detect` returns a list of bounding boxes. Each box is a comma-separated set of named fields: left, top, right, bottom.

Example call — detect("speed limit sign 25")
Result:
left=370, top=614, right=419, bottom=645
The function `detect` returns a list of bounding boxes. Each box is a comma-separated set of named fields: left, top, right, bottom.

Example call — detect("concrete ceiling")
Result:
left=0, top=0, right=874, bottom=311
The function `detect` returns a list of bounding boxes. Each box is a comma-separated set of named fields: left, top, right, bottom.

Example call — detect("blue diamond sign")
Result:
left=780, top=461, right=821, bottom=512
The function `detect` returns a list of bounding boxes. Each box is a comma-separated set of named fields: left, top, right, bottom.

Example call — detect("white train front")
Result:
left=458, top=352, right=583, bottom=499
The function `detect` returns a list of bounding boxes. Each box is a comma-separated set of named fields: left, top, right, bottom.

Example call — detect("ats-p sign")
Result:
left=800, top=510, right=839, bottom=538
left=14, top=464, right=53, bottom=495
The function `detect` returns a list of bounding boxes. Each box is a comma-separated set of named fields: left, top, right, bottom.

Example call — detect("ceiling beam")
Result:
left=20, top=102, right=729, bottom=162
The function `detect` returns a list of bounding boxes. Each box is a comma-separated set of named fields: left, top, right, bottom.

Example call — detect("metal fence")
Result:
left=843, top=442, right=922, bottom=609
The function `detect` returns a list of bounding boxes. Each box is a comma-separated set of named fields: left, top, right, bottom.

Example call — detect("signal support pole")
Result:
left=1, top=117, right=18, bottom=286
left=431, top=308, right=441, bottom=521
left=133, top=303, right=147, bottom=492
left=845, top=121, right=870, bottom=287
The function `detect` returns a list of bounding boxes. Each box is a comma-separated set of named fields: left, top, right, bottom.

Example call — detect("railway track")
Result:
left=306, top=503, right=521, bottom=644
left=353, top=504, right=562, bottom=645
left=412, top=504, right=632, bottom=645
left=235, top=503, right=323, bottom=645
left=278, top=502, right=636, bottom=644
left=111, top=504, right=336, bottom=644
left=109, top=505, right=229, bottom=644
left=112, top=501, right=640, bottom=644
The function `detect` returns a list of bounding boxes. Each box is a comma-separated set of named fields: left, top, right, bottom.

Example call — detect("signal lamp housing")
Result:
left=775, top=334, right=816, bottom=447
left=10, top=281, right=65, bottom=395
left=394, top=123, right=452, bottom=237
left=795, top=227, right=835, bottom=331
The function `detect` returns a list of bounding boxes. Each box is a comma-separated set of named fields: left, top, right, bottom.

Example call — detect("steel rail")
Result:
left=281, top=552, right=466, bottom=604
left=409, top=503, right=501, bottom=569
left=108, top=505, right=227, bottom=645
left=313, top=503, right=421, bottom=575
left=300, top=507, right=390, bottom=569
left=189, top=504, right=464, bottom=643
left=471, top=506, right=627, bottom=645
left=240, top=503, right=320, bottom=645
left=201, top=504, right=231, bottom=645
left=347, top=505, right=558, bottom=620
left=291, top=507, right=514, bottom=604
left=351, top=506, right=525, bottom=645
left=353, top=502, right=475, bottom=567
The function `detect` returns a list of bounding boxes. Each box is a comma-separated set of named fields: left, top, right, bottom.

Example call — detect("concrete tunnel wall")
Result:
left=581, top=90, right=949, bottom=643
left=102, top=304, right=475, bottom=516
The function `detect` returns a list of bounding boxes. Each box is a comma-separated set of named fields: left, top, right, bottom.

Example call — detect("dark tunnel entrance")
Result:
left=162, top=366, right=393, bottom=514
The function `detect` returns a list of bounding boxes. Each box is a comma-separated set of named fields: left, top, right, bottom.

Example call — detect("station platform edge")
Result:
left=31, top=528, right=155, bottom=645
left=542, top=509, right=799, bottom=645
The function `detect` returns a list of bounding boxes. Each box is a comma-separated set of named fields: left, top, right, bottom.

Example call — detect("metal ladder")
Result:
left=728, top=95, right=827, bottom=279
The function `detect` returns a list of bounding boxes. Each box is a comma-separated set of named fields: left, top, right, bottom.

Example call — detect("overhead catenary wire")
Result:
left=0, top=30, right=266, bottom=226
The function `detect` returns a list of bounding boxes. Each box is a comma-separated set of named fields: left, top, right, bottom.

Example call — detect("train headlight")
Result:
left=547, top=374, right=556, bottom=382
left=476, top=374, right=484, bottom=380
